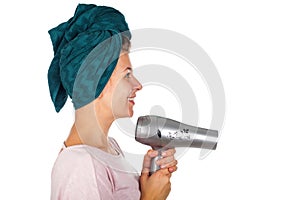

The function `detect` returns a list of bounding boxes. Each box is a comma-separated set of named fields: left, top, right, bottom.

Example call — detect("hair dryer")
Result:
left=135, top=115, right=218, bottom=173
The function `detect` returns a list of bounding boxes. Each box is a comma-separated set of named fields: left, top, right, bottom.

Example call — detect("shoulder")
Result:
left=52, top=145, right=114, bottom=178
left=52, top=146, right=97, bottom=180
left=51, top=146, right=102, bottom=199
left=54, top=146, right=93, bottom=167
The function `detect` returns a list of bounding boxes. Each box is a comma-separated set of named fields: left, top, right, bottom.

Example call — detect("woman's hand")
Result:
left=155, top=149, right=178, bottom=173
left=140, top=149, right=178, bottom=200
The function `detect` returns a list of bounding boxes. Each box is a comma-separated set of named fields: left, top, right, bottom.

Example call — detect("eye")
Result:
left=125, top=69, right=132, bottom=78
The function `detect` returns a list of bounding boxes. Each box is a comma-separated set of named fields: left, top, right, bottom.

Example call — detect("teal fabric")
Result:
left=48, top=4, right=131, bottom=112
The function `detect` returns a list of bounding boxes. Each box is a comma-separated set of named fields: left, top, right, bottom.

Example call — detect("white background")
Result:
left=1, top=0, right=299, bottom=199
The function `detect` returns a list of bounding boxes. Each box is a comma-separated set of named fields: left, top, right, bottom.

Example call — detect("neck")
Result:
left=65, top=101, right=115, bottom=151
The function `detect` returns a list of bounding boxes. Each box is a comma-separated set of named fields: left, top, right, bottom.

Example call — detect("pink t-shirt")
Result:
left=51, top=138, right=141, bottom=200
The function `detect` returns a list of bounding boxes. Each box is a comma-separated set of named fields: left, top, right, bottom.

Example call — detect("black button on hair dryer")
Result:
left=135, top=115, right=218, bottom=173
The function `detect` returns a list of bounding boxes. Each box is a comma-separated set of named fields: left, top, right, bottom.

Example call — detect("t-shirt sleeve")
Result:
left=51, top=148, right=108, bottom=200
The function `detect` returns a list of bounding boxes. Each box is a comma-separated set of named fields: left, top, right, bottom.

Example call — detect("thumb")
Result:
left=143, top=149, right=158, bottom=169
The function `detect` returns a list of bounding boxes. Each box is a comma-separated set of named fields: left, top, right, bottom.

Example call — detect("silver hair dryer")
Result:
left=135, top=115, right=218, bottom=173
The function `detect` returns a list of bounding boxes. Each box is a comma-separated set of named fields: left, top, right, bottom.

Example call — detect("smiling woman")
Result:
left=48, top=3, right=178, bottom=200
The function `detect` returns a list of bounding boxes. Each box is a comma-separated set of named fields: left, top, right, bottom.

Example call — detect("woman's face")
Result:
left=100, top=53, right=142, bottom=118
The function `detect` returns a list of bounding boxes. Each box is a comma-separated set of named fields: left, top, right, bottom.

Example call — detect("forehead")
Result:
left=114, top=53, right=131, bottom=72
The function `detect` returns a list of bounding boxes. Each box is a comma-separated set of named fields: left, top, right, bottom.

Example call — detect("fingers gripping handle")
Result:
left=150, top=150, right=163, bottom=175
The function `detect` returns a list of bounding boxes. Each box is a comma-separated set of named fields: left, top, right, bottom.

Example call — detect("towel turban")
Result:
left=48, top=4, right=131, bottom=112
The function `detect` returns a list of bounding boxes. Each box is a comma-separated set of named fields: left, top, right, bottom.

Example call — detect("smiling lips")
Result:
left=128, top=96, right=135, bottom=105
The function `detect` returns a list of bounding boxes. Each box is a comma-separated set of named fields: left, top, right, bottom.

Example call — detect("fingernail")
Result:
left=152, top=151, right=158, bottom=156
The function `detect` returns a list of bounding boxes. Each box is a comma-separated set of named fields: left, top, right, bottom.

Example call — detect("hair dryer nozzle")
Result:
left=135, top=115, right=218, bottom=150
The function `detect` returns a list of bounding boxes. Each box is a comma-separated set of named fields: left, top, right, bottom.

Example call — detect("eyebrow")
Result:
left=123, top=67, right=132, bottom=72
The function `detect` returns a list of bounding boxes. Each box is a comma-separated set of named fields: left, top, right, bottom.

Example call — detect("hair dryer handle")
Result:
left=150, top=150, right=163, bottom=175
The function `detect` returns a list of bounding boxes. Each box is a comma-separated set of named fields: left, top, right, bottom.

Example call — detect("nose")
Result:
left=133, top=76, right=142, bottom=91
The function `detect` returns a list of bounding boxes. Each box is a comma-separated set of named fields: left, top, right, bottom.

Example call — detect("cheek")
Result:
left=111, top=82, right=129, bottom=102
left=119, top=79, right=132, bottom=92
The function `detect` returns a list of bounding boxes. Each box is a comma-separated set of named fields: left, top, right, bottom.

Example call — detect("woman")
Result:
left=48, top=4, right=177, bottom=200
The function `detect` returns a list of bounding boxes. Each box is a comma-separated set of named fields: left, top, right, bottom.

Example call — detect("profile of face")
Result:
left=99, top=52, right=142, bottom=119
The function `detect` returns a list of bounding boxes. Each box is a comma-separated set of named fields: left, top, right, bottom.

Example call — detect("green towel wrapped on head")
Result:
left=48, top=4, right=131, bottom=112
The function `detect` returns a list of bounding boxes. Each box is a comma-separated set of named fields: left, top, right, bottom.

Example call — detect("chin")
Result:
left=128, top=110, right=134, bottom=117
left=114, top=111, right=134, bottom=119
